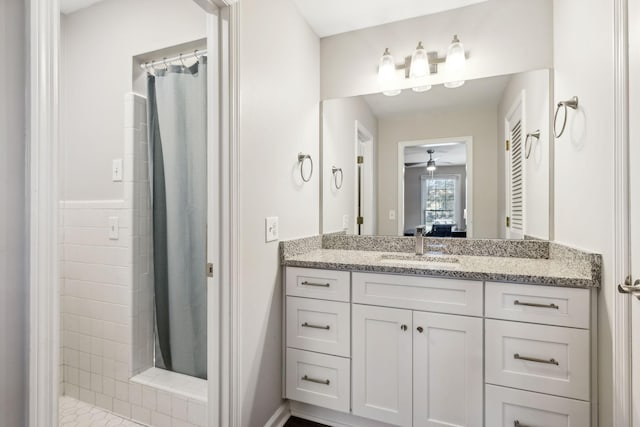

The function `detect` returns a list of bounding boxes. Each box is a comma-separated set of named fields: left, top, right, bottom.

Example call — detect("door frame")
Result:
left=614, top=0, right=632, bottom=426
left=397, top=136, right=473, bottom=238
left=27, top=0, right=240, bottom=426
left=354, top=121, right=374, bottom=235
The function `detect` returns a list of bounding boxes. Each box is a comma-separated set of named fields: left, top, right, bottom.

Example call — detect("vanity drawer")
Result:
left=286, top=267, right=350, bottom=302
left=485, top=319, right=590, bottom=400
left=286, top=297, right=350, bottom=357
left=485, top=282, right=590, bottom=329
left=486, top=384, right=590, bottom=427
left=352, top=272, right=483, bottom=316
left=285, top=348, right=350, bottom=413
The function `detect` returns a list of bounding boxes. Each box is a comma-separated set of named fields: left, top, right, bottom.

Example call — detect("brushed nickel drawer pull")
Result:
left=302, top=375, right=330, bottom=385
left=301, top=281, right=330, bottom=288
left=301, top=322, right=330, bottom=330
left=514, top=353, right=559, bottom=365
left=514, top=300, right=559, bottom=309
left=514, top=421, right=530, bottom=427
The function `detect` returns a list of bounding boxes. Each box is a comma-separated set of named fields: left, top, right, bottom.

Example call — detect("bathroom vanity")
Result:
left=281, top=236, right=600, bottom=427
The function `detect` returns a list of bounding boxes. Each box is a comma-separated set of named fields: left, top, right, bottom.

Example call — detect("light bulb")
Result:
left=412, top=85, right=432, bottom=93
left=445, top=35, right=466, bottom=89
left=378, top=48, right=401, bottom=96
left=378, top=48, right=397, bottom=84
left=410, top=42, right=429, bottom=78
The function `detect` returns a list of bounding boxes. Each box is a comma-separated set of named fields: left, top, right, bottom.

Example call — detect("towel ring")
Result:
left=298, top=153, right=313, bottom=182
left=553, top=96, right=579, bottom=138
left=524, top=130, right=541, bottom=159
left=332, top=166, right=343, bottom=189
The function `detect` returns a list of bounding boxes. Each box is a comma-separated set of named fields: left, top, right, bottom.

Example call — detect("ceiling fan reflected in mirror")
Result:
left=404, top=148, right=454, bottom=169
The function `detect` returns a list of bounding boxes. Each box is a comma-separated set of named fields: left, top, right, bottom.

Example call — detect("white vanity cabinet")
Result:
left=284, top=267, right=595, bottom=427
left=483, top=282, right=593, bottom=426
left=351, top=273, right=484, bottom=427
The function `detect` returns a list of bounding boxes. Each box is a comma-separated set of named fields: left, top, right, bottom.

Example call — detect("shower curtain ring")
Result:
left=179, top=53, right=187, bottom=68
left=194, top=49, right=201, bottom=61
left=162, top=57, right=169, bottom=70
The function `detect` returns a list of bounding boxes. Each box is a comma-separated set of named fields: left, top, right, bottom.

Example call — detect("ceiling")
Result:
left=292, top=0, right=488, bottom=38
left=362, top=73, right=512, bottom=118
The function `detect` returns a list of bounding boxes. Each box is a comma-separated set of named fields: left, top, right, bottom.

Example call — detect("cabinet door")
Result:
left=413, top=311, right=483, bottom=427
left=352, top=304, right=412, bottom=426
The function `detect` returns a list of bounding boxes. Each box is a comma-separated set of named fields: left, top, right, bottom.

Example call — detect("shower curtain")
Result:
left=148, top=59, right=207, bottom=380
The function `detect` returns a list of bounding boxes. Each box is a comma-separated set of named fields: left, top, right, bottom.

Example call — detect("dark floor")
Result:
left=284, top=416, right=329, bottom=427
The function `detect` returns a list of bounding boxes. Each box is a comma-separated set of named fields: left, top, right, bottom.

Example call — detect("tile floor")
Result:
left=59, top=396, right=142, bottom=427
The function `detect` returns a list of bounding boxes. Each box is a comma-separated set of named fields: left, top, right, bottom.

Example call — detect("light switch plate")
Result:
left=112, top=158, right=123, bottom=182
left=108, top=217, right=119, bottom=240
left=265, top=216, right=279, bottom=242
left=389, top=209, right=396, bottom=220
left=342, top=214, right=349, bottom=230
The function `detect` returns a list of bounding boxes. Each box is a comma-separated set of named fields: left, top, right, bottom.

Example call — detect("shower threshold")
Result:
left=130, top=367, right=207, bottom=403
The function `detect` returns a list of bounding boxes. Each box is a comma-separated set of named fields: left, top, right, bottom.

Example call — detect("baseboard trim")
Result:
left=264, top=401, right=291, bottom=427
left=289, top=401, right=393, bottom=427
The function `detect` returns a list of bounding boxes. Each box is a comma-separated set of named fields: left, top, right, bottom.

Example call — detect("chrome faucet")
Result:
left=415, top=226, right=426, bottom=255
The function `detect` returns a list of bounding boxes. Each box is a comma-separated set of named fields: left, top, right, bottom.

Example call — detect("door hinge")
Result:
left=357, top=216, right=364, bottom=225
left=357, top=156, right=364, bottom=164
left=506, top=217, right=511, bottom=228
left=207, top=262, right=214, bottom=278
left=505, top=140, right=510, bottom=151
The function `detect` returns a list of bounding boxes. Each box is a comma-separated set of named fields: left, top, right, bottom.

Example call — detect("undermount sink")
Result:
left=378, top=253, right=460, bottom=267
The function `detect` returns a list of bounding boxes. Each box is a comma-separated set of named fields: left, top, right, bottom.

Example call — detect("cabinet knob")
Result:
left=401, top=324, right=408, bottom=331
left=417, top=326, right=424, bottom=333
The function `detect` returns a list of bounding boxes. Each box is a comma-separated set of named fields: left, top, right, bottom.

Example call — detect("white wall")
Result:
left=377, top=107, right=498, bottom=237
left=60, top=0, right=206, bottom=201
left=322, top=97, right=378, bottom=234
left=238, top=0, right=320, bottom=425
left=0, top=0, right=27, bottom=426
left=320, top=0, right=553, bottom=100
left=497, top=69, right=552, bottom=240
left=553, top=0, right=614, bottom=425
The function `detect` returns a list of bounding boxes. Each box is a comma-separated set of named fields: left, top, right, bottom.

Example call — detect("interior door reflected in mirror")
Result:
left=321, top=70, right=552, bottom=240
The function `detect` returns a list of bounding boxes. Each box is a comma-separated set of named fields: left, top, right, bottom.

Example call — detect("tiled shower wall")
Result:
left=60, top=94, right=206, bottom=427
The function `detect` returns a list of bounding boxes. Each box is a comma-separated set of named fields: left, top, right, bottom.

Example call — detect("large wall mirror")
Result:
left=315, top=0, right=554, bottom=240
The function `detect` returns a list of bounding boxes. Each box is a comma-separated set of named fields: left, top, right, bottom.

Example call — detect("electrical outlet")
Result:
left=389, top=209, right=396, bottom=220
left=265, top=216, right=279, bottom=242
left=108, top=216, right=119, bottom=240
left=112, top=159, right=123, bottom=182
left=342, top=215, right=349, bottom=230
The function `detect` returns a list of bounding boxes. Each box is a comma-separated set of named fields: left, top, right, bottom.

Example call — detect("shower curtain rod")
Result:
left=139, top=49, right=207, bottom=70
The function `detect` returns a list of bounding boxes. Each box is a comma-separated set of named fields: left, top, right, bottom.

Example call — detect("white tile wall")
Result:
left=60, top=93, right=207, bottom=427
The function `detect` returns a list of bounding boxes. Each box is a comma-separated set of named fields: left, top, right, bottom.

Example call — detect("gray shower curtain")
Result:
left=148, top=59, right=207, bottom=380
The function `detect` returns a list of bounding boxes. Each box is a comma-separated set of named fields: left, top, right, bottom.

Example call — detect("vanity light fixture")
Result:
left=444, top=35, right=466, bottom=89
left=377, top=35, right=468, bottom=96
left=378, top=48, right=401, bottom=96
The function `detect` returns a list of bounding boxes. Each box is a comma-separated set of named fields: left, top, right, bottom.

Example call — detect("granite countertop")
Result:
left=281, top=237, right=601, bottom=288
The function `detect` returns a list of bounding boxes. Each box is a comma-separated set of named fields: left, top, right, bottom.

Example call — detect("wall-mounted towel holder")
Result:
left=298, top=153, right=313, bottom=182
left=554, top=96, right=579, bottom=138
left=332, top=166, right=343, bottom=189
left=524, top=130, right=541, bottom=159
